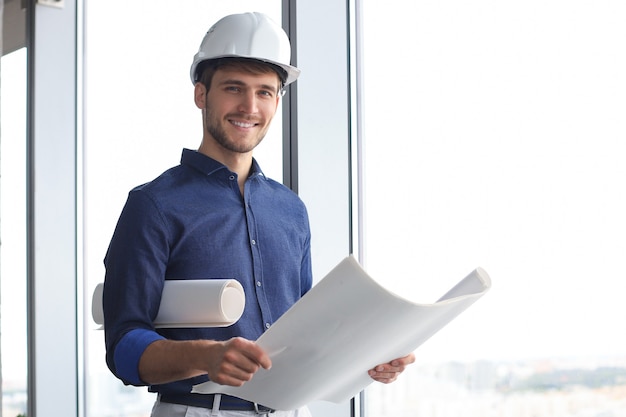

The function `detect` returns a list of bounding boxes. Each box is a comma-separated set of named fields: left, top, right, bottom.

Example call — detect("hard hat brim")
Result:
left=190, top=54, right=300, bottom=86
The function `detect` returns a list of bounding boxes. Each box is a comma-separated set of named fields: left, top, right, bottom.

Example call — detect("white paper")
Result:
left=91, top=279, right=245, bottom=328
left=192, top=255, right=491, bottom=410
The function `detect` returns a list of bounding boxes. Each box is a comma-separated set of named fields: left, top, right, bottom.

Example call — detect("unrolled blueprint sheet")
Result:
left=192, top=255, right=492, bottom=410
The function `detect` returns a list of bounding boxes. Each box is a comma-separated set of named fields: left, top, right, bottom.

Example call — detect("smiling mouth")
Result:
left=230, top=119, right=258, bottom=128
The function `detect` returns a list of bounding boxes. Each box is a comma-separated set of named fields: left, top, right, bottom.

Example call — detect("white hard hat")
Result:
left=190, top=12, right=300, bottom=86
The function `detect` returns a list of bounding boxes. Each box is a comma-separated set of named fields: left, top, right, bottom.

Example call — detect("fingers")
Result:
left=368, top=353, right=416, bottom=384
left=208, top=337, right=272, bottom=386
left=230, top=337, right=272, bottom=371
left=368, top=365, right=401, bottom=384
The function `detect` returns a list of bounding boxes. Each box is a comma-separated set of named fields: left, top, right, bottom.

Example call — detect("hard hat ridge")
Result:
left=190, top=12, right=300, bottom=86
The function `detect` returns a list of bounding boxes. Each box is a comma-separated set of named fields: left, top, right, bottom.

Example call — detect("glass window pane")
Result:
left=83, top=2, right=283, bottom=416
left=360, top=2, right=626, bottom=416
left=1, top=47, right=28, bottom=417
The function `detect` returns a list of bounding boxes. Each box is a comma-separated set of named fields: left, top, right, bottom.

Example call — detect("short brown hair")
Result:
left=196, top=57, right=287, bottom=93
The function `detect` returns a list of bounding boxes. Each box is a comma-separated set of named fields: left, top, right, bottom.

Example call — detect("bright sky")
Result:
left=0, top=48, right=28, bottom=381
left=360, top=1, right=626, bottom=363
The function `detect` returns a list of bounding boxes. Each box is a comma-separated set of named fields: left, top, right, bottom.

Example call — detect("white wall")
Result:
left=295, top=1, right=355, bottom=416
left=28, top=1, right=78, bottom=416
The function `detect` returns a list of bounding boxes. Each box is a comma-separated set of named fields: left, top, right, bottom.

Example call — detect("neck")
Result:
left=197, top=140, right=252, bottom=194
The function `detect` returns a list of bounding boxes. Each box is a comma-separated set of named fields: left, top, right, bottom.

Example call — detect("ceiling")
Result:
left=2, top=0, right=27, bottom=56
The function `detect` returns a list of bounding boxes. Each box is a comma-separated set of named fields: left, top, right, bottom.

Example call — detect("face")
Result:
left=199, top=67, right=281, bottom=155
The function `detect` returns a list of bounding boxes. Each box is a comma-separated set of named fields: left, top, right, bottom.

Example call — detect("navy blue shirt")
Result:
left=103, top=149, right=312, bottom=397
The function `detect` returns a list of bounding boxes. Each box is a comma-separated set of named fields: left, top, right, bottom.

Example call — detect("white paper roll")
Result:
left=91, top=279, right=245, bottom=328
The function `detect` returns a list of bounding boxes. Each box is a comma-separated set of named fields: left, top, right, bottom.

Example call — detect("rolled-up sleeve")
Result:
left=103, top=187, right=170, bottom=386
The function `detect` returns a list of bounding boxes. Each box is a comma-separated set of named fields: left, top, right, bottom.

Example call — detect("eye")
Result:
left=258, top=90, right=274, bottom=98
left=225, top=86, right=241, bottom=93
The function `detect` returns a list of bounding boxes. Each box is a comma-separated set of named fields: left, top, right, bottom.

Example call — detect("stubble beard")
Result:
left=205, top=106, right=268, bottom=154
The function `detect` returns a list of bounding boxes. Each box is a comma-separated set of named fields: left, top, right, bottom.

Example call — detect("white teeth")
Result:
left=231, top=120, right=255, bottom=128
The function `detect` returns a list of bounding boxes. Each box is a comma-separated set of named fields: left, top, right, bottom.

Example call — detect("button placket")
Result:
left=244, top=192, right=272, bottom=332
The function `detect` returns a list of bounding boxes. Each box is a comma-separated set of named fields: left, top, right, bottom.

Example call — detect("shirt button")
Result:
left=229, top=175, right=235, bottom=180
left=256, top=281, right=262, bottom=287
left=265, top=323, right=271, bottom=329
left=251, top=239, right=256, bottom=245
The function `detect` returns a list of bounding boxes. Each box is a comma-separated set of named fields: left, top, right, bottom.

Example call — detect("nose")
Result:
left=237, top=91, right=259, bottom=114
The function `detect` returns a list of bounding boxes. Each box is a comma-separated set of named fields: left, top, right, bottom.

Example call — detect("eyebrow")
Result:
left=218, top=79, right=279, bottom=93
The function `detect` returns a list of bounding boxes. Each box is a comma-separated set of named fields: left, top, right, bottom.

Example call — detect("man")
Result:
left=103, top=12, right=414, bottom=417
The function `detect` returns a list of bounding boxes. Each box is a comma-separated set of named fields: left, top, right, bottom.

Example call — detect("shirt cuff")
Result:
left=114, top=328, right=165, bottom=386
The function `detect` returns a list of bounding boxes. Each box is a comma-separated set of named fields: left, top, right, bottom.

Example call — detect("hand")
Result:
left=368, top=353, right=416, bottom=384
left=206, top=337, right=272, bottom=387
left=138, top=337, right=271, bottom=387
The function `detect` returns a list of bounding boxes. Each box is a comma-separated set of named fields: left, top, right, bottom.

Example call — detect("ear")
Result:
left=194, top=83, right=207, bottom=109
left=273, top=95, right=280, bottom=113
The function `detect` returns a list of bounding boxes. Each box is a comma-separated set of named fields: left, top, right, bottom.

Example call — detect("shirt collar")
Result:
left=180, top=148, right=266, bottom=180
